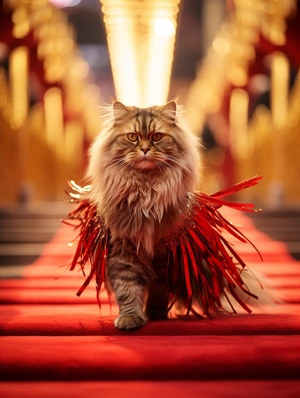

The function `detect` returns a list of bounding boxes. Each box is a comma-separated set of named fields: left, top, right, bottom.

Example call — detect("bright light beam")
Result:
left=100, top=0, right=180, bottom=107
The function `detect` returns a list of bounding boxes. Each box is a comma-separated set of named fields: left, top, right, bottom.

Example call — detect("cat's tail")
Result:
left=168, top=267, right=281, bottom=319
left=220, top=267, right=282, bottom=314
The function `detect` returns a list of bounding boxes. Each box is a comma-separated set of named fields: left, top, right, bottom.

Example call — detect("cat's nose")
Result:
left=141, top=148, right=150, bottom=154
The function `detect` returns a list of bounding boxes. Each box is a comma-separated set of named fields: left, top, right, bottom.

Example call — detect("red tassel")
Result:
left=64, top=176, right=263, bottom=318
left=63, top=190, right=109, bottom=298
left=164, top=176, right=263, bottom=317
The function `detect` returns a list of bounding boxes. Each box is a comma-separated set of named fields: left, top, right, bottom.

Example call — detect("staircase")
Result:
left=0, top=204, right=299, bottom=397
left=1, top=204, right=299, bottom=274
left=249, top=209, right=300, bottom=261
left=0, top=202, right=69, bottom=277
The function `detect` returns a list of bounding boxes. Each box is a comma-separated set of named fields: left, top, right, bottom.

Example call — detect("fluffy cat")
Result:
left=86, top=100, right=201, bottom=330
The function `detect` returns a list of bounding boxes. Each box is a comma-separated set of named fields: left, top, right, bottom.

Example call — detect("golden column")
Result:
left=268, top=52, right=289, bottom=206
left=100, top=0, right=180, bottom=107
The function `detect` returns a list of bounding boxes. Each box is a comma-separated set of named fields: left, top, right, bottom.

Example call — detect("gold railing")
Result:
left=236, top=65, right=300, bottom=206
left=0, top=0, right=102, bottom=205
left=183, top=0, right=299, bottom=205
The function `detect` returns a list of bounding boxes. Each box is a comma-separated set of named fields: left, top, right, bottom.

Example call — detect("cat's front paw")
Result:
left=114, top=314, right=147, bottom=330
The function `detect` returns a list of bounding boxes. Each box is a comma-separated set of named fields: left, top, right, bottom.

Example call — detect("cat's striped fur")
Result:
left=87, top=101, right=201, bottom=329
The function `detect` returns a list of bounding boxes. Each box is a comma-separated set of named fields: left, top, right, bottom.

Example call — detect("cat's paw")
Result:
left=114, top=314, right=147, bottom=330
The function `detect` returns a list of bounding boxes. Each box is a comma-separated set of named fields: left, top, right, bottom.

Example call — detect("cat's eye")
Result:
left=151, top=132, right=163, bottom=142
left=127, top=133, right=138, bottom=142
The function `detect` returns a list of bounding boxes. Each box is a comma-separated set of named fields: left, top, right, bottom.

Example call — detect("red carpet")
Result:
left=0, top=208, right=300, bottom=397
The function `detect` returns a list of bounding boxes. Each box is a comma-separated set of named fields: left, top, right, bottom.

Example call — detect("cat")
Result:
left=86, top=100, right=201, bottom=330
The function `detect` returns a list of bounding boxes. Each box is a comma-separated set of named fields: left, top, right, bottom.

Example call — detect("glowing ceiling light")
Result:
left=153, top=17, right=176, bottom=39
left=50, top=0, right=81, bottom=8
left=146, top=16, right=177, bottom=106
left=100, top=0, right=180, bottom=107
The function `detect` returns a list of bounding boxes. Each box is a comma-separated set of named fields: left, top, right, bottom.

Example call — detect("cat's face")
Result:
left=88, top=100, right=201, bottom=213
left=108, top=101, right=184, bottom=171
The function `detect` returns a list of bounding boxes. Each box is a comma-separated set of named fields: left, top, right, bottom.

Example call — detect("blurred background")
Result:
left=0, top=0, right=300, bottom=208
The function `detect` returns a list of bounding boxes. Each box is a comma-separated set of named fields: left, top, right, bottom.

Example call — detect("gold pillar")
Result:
left=64, top=120, right=84, bottom=179
left=10, top=46, right=29, bottom=129
left=269, top=52, right=289, bottom=206
left=44, top=87, right=64, bottom=160
left=100, top=0, right=180, bottom=107
left=271, top=52, right=289, bottom=131
left=229, top=88, right=249, bottom=160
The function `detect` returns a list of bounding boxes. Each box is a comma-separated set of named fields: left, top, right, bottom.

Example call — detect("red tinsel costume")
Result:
left=64, top=176, right=263, bottom=319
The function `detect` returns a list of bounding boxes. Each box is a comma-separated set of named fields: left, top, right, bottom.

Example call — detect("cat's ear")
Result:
left=161, top=101, right=177, bottom=124
left=113, top=101, right=129, bottom=124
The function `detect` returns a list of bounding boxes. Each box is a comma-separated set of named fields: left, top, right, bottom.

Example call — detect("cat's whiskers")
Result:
left=105, top=157, right=124, bottom=168
left=154, top=160, right=166, bottom=173
left=156, top=157, right=180, bottom=172
left=102, top=152, right=122, bottom=162
left=166, top=155, right=190, bottom=169
left=155, top=157, right=193, bottom=182
left=104, top=159, right=127, bottom=173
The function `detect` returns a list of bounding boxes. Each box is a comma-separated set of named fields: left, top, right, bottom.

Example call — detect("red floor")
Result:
left=0, top=208, right=299, bottom=397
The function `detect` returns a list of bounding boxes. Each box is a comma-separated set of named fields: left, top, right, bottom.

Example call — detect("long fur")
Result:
left=87, top=101, right=201, bottom=256
left=86, top=101, right=201, bottom=329
left=84, top=101, right=276, bottom=329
